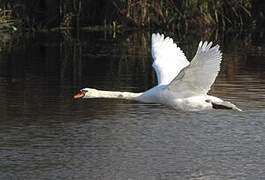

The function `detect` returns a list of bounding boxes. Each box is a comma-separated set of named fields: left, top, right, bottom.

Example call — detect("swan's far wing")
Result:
left=152, top=33, right=189, bottom=85
left=167, top=41, right=222, bottom=94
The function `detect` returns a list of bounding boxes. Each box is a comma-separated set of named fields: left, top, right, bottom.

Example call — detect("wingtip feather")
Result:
left=199, top=41, right=203, bottom=47
left=151, top=32, right=189, bottom=85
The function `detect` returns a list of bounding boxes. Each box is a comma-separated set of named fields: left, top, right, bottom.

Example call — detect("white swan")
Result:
left=74, top=33, right=242, bottom=111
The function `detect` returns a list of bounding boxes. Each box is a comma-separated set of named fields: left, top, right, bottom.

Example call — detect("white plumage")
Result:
left=75, top=33, right=241, bottom=112
left=152, top=33, right=189, bottom=85
left=166, top=39, right=222, bottom=95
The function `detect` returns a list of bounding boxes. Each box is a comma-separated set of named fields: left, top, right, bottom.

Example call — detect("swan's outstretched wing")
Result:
left=166, top=41, right=222, bottom=95
left=151, top=33, right=190, bottom=85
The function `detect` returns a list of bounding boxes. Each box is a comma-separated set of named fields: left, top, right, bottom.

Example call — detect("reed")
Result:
left=0, top=8, right=17, bottom=33
left=0, top=0, right=258, bottom=32
left=113, top=0, right=252, bottom=30
left=0, top=5, right=20, bottom=51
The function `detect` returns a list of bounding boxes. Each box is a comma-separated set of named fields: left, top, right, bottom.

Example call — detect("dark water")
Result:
left=0, top=31, right=265, bottom=179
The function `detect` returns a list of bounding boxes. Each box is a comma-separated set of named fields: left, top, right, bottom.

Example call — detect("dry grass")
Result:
left=113, top=0, right=252, bottom=30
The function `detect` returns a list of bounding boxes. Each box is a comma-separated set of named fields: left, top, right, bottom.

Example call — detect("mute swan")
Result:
left=74, top=33, right=242, bottom=111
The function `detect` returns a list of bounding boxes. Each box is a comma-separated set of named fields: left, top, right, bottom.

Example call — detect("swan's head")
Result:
left=74, top=88, right=98, bottom=99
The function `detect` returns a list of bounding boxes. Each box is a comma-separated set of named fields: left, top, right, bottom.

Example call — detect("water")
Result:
left=0, top=31, right=265, bottom=179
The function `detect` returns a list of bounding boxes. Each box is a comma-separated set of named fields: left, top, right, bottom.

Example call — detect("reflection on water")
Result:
left=0, top=31, right=265, bottom=179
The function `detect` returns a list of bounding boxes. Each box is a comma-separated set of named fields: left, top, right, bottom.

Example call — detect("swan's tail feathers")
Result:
left=212, top=101, right=242, bottom=111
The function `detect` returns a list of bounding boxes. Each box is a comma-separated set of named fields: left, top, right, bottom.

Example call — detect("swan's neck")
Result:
left=86, top=89, right=143, bottom=101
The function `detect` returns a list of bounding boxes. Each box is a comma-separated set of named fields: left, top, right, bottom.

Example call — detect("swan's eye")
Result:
left=81, top=90, right=88, bottom=93
left=205, top=99, right=211, bottom=103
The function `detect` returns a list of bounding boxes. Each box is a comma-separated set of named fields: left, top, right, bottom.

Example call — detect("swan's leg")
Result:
left=211, top=101, right=242, bottom=111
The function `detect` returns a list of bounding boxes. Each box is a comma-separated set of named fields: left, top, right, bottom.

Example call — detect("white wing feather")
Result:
left=151, top=33, right=189, bottom=85
left=167, top=41, right=222, bottom=95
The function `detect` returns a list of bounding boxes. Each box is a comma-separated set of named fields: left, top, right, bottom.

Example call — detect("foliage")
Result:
left=0, top=4, right=20, bottom=51
left=0, top=0, right=259, bottom=32
left=113, top=0, right=252, bottom=30
left=0, top=8, right=17, bottom=33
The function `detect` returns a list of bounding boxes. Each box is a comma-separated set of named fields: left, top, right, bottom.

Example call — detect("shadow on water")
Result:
left=0, top=29, right=265, bottom=179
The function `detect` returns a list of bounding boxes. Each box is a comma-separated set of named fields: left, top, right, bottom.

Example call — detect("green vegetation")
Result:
left=0, top=8, right=17, bottom=32
left=0, top=2, right=21, bottom=51
left=1, top=0, right=263, bottom=32
left=1, top=0, right=263, bottom=51
left=114, top=0, right=252, bottom=30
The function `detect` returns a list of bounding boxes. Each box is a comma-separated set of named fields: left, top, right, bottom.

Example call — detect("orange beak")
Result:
left=74, top=92, right=85, bottom=99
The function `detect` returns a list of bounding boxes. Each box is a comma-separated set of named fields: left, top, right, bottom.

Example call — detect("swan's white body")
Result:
left=75, top=33, right=241, bottom=111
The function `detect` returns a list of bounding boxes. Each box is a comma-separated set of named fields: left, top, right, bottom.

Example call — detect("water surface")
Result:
left=0, top=31, right=265, bottom=179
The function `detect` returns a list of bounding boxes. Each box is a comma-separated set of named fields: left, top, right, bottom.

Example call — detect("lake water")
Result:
left=0, top=30, right=265, bottom=179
